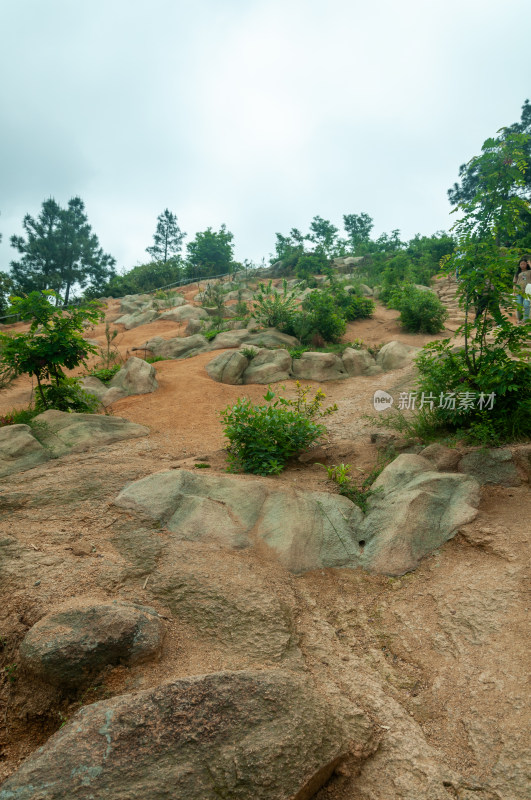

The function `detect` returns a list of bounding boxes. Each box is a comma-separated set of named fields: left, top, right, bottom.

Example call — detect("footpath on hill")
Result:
left=0, top=279, right=529, bottom=800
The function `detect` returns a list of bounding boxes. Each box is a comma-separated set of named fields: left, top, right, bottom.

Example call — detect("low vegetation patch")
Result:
left=220, top=384, right=336, bottom=476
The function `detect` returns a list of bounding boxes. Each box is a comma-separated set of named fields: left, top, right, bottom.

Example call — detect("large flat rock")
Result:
left=0, top=670, right=364, bottom=800
left=32, top=410, right=149, bottom=457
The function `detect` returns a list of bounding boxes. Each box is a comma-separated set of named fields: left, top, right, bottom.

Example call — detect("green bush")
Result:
left=252, top=279, right=299, bottom=329
left=33, top=377, right=101, bottom=414
left=220, top=386, right=334, bottom=475
left=413, top=339, right=531, bottom=442
left=88, top=365, right=121, bottom=384
left=300, top=291, right=347, bottom=343
left=388, top=285, right=448, bottom=333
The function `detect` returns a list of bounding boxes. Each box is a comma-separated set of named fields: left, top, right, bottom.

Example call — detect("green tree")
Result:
left=0, top=291, right=103, bottom=411
left=186, top=225, right=234, bottom=278
left=416, top=128, right=531, bottom=441
left=0, top=272, right=13, bottom=315
left=146, top=209, right=186, bottom=263
left=448, top=100, right=531, bottom=248
left=10, top=197, right=115, bottom=305
left=307, top=215, right=339, bottom=257
left=343, top=212, right=374, bottom=251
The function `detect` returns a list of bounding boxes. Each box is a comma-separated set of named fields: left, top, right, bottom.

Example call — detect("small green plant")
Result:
left=4, top=663, right=17, bottom=683
left=97, top=322, right=123, bottom=369
left=252, top=279, right=299, bottom=329
left=241, top=346, right=258, bottom=360
left=288, top=345, right=310, bottom=359
left=220, top=385, right=335, bottom=475
left=194, top=462, right=211, bottom=469
left=88, top=364, right=121, bottom=384
left=0, top=407, right=40, bottom=427
left=324, top=449, right=396, bottom=513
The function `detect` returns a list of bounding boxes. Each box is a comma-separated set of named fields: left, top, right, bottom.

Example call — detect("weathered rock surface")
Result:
left=243, top=348, right=292, bottom=384
left=106, top=356, right=158, bottom=400
left=159, top=304, right=209, bottom=322
left=113, top=470, right=363, bottom=572
left=376, top=340, right=421, bottom=371
left=292, top=352, right=347, bottom=382
left=0, top=670, right=364, bottom=800
left=80, top=375, right=108, bottom=401
left=342, top=347, right=381, bottom=377
left=208, top=329, right=251, bottom=349
left=0, top=424, right=49, bottom=477
left=246, top=328, right=299, bottom=349
left=145, top=333, right=209, bottom=359
left=114, top=309, right=159, bottom=329
left=458, top=448, right=522, bottom=487
left=358, top=454, right=480, bottom=575
left=419, top=442, right=461, bottom=471
left=19, top=602, right=164, bottom=688
left=111, top=462, right=477, bottom=577
left=205, top=350, right=249, bottom=384
left=32, top=410, right=149, bottom=456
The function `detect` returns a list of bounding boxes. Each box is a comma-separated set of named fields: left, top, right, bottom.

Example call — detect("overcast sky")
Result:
left=1, top=0, right=530, bottom=275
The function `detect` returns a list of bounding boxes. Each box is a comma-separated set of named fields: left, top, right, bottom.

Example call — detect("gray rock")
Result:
left=341, top=347, right=378, bottom=376
left=206, top=351, right=249, bottom=384
left=458, top=448, right=522, bottom=487
left=80, top=375, right=108, bottom=401
left=292, top=352, right=347, bottom=382
left=359, top=283, right=373, bottom=296
left=114, top=310, right=159, bottom=329
left=376, top=340, right=421, bottom=371
left=359, top=454, right=480, bottom=575
left=145, top=333, right=209, bottom=359
left=0, top=424, right=49, bottom=478
left=19, top=602, right=164, bottom=688
left=242, top=348, right=292, bottom=384
left=420, top=443, right=461, bottom=471
left=119, top=294, right=150, bottom=314
left=107, top=356, right=158, bottom=397
left=32, top=410, right=149, bottom=456
left=208, top=329, right=250, bottom=350
left=113, top=470, right=362, bottom=574
left=0, top=670, right=362, bottom=800
left=184, top=318, right=204, bottom=336
left=159, top=304, right=209, bottom=322
left=246, top=328, right=299, bottom=349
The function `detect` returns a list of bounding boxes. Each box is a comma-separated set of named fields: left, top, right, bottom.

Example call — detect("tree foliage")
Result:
left=186, top=225, right=235, bottom=278
left=10, top=197, right=116, bottom=305
left=146, top=209, right=186, bottom=263
left=0, top=291, right=103, bottom=411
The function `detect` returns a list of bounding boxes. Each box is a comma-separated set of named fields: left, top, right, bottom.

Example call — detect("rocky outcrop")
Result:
left=112, top=461, right=479, bottom=577
left=342, top=347, right=382, bottom=377
left=31, top=410, right=149, bottom=457
left=376, top=340, right=421, bottom=370
left=458, top=448, right=522, bottom=487
left=113, top=469, right=363, bottom=573
left=292, top=352, right=347, bottom=382
left=114, top=309, right=159, bottom=329
left=105, top=357, right=158, bottom=403
left=19, top=602, right=164, bottom=688
left=242, top=348, right=292, bottom=384
left=358, top=454, right=480, bottom=575
left=0, top=670, right=365, bottom=800
left=0, top=424, right=49, bottom=478
left=159, top=304, right=209, bottom=322
left=205, top=350, right=250, bottom=384
left=145, top=333, right=210, bottom=359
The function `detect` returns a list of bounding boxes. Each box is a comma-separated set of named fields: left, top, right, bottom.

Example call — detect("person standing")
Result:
left=513, top=257, right=531, bottom=324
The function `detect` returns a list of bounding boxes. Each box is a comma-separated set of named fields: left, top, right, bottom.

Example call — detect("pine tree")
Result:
left=146, top=209, right=186, bottom=263
left=10, top=197, right=115, bottom=305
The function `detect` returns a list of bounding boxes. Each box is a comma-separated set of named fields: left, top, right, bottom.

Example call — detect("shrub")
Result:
left=413, top=338, right=531, bottom=442
left=33, top=377, right=101, bottom=414
left=252, top=280, right=299, bottom=329
left=0, top=407, right=39, bottom=427
left=324, top=448, right=396, bottom=513
left=388, top=285, right=448, bottom=333
left=220, top=385, right=335, bottom=475
left=301, top=291, right=347, bottom=343
left=88, top=364, right=121, bottom=384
